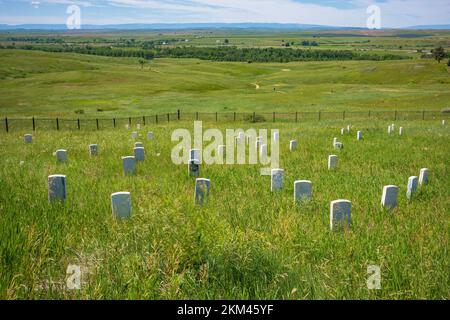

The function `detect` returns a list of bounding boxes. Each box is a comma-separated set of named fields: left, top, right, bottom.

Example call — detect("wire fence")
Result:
left=1, top=110, right=449, bottom=132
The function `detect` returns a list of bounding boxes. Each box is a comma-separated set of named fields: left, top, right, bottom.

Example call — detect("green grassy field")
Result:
left=0, top=49, right=449, bottom=118
left=0, top=120, right=449, bottom=299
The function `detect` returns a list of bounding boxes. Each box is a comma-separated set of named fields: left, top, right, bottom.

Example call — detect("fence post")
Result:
left=196, top=112, right=199, bottom=121
left=56, top=118, right=59, bottom=131
left=143, top=116, right=146, bottom=126
left=78, top=118, right=80, bottom=130
left=5, top=118, right=8, bottom=133
left=167, top=113, right=170, bottom=122
left=178, top=110, right=180, bottom=120
left=128, top=117, right=131, bottom=127
left=96, top=119, right=99, bottom=130
left=215, top=112, right=218, bottom=122
left=295, top=112, right=298, bottom=123
left=343, top=111, right=346, bottom=121
left=156, top=115, right=158, bottom=124
left=253, top=112, right=256, bottom=123
left=113, top=118, right=116, bottom=128
left=32, top=117, right=35, bottom=131
left=233, top=112, right=236, bottom=122
left=273, top=112, right=275, bottom=122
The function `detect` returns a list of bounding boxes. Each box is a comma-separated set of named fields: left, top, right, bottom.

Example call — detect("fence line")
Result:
left=2, top=110, right=449, bottom=132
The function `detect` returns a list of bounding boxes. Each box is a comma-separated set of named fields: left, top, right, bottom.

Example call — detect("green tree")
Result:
left=224, top=39, right=229, bottom=45
left=431, top=46, right=446, bottom=63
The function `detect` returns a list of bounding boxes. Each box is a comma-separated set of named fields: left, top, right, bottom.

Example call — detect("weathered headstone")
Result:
left=289, top=140, right=297, bottom=151
left=195, top=178, right=210, bottom=205
left=391, top=124, right=395, bottom=131
left=388, top=125, right=392, bottom=134
left=89, top=144, right=98, bottom=156
left=442, top=120, right=446, bottom=126
left=122, top=156, right=136, bottom=175
left=381, top=185, right=399, bottom=209
left=357, top=131, right=362, bottom=140
left=347, top=125, right=351, bottom=132
left=56, top=149, right=67, bottom=163
left=407, top=176, right=418, bottom=200
left=147, top=132, right=154, bottom=140
left=131, top=132, right=138, bottom=139
left=134, top=147, right=145, bottom=162
left=190, top=149, right=200, bottom=161
left=334, top=142, right=343, bottom=150
left=399, top=127, right=403, bottom=136
left=271, top=169, right=284, bottom=192
left=137, top=124, right=141, bottom=130
left=341, top=128, right=345, bottom=135
left=134, top=142, right=143, bottom=148
left=125, top=124, right=130, bottom=130
left=419, top=168, right=429, bottom=186
left=328, top=155, right=338, bottom=170
left=294, top=180, right=312, bottom=202
left=330, top=200, right=351, bottom=231
left=188, top=158, right=200, bottom=177
left=24, top=134, right=32, bottom=143
left=48, top=174, right=66, bottom=202
left=111, top=192, right=131, bottom=219
left=333, top=137, right=338, bottom=146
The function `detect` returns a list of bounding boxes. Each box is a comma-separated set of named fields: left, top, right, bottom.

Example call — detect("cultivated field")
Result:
left=0, top=120, right=449, bottom=299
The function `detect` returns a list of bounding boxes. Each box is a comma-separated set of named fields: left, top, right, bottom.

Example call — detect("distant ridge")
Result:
left=0, top=23, right=448, bottom=31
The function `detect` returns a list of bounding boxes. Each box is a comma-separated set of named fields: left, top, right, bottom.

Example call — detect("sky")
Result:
left=0, top=0, right=449, bottom=28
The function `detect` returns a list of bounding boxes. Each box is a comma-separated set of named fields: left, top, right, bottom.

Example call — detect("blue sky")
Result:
left=0, top=0, right=449, bottom=27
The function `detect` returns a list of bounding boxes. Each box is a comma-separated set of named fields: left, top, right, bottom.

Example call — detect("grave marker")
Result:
left=147, top=132, right=154, bottom=140
left=122, top=156, right=136, bottom=175
left=134, top=142, right=143, bottom=148
left=419, top=168, right=429, bottom=186
left=341, top=128, right=345, bottom=135
left=334, top=142, right=343, bottom=150
left=48, top=174, right=66, bottom=202
left=89, top=144, right=98, bottom=156
left=195, top=178, right=210, bottom=205
left=328, top=155, right=338, bottom=170
left=294, top=180, right=312, bottom=202
left=134, top=147, right=145, bottom=162
left=399, top=127, right=403, bottom=136
left=188, top=159, right=200, bottom=177
left=271, top=169, right=284, bottom=192
left=111, top=192, right=131, bottom=219
left=131, top=132, right=138, bottom=139
left=289, top=140, right=297, bottom=151
left=357, top=131, right=362, bottom=140
left=24, top=134, right=32, bottom=143
left=407, top=176, right=418, bottom=200
left=330, top=200, right=351, bottom=231
left=56, top=149, right=67, bottom=163
left=381, top=185, right=399, bottom=209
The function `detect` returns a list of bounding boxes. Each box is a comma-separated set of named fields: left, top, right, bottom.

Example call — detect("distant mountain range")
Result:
left=0, top=23, right=449, bottom=31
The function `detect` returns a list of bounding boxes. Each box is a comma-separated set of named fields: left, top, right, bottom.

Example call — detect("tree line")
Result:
left=0, top=43, right=411, bottom=62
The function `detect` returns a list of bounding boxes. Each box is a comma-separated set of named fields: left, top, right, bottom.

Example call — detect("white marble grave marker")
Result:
left=111, top=192, right=131, bottom=219
left=147, top=132, right=154, bottom=140
left=294, top=180, right=312, bottom=202
left=388, top=125, right=392, bottom=134
left=357, top=131, right=362, bottom=140
left=419, top=168, right=429, bottom=186
left=122, top=156, right=136, bottom=175
left=89, top=144, right=98, bottom=156
left=330, top=200, right=351, bottom=231
left=134, top=147, right=145, bottom=162
left=48, top=174, right=66, bottom=202
left=381, top=185, right=399, bottom=209
left=341, top=128, right=345, bottom=135
left=347, top=125, right=351, bottom=132
left=24, top=134, right=32, bottom=143
left=442, top=120, right=446, bottom=126
left=271, top=169, right=284, bottom=192
left=407, top=176, right=418, bottom=200
left=328, top=155, right=338, bottom=170
left=190, top=149, right=201, bottom=161
left=188, top=159, right=200, bottom=177
left=195, top=178, right=210, bottom=205
left=399, top=127, right=403, bottom=136
left=333, top=137, right=338, bottom=146
left=289, top=140, right=297, bottom=151
left=56, top=149, right=67, bottom=163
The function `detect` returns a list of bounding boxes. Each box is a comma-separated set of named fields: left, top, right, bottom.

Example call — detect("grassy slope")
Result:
left=0, top=120, right=448, bottom=299
left=0, top=49, right=449, bottom=118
